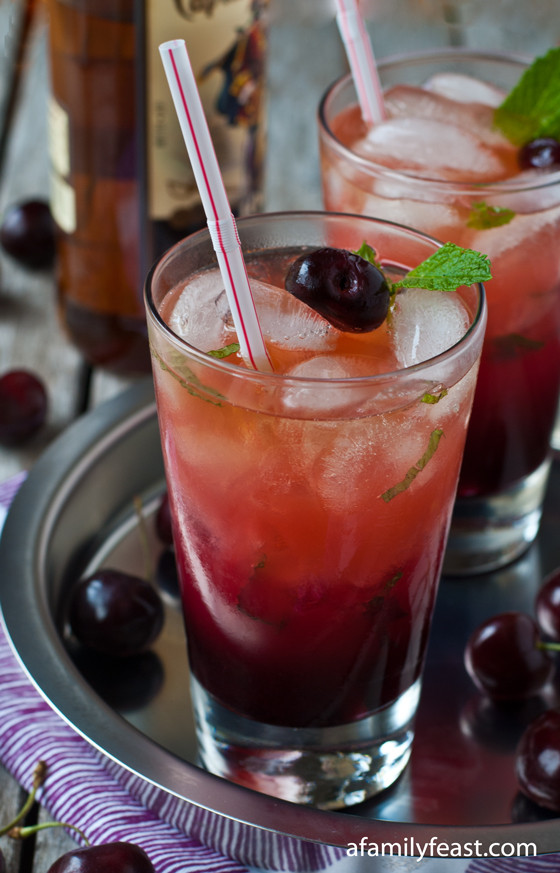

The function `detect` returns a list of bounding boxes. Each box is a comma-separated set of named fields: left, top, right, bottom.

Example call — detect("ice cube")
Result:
left=423, top=73, right=506, bottom=107
left=354, top=116, right=509, bottom=183
left=384, top=84, right=510, bottom=152
left=392, top=288, right=470, bottom=368
left=250, top=279, right=337, bottom=351
left=169, top=270, right=230, bottom=352
left=282, top=355, right=374, bottom=416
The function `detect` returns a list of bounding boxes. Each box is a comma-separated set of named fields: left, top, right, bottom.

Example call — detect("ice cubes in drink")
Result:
left=169, top=271, right=231, bottom=352
left=392, top=288, right=471, bottom=368
left=353, top=115, right=510, bottom=183
left=423, top=72, right=505, bottom=107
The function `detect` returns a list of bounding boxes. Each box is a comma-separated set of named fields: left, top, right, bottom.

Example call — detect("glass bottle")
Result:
left=46, top=0, right=269, bottom=374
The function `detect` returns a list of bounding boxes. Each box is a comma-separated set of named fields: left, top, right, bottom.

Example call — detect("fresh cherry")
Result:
left=0, top=369, right=48, bottom=445
left=515, top=709, right=560, bottom=812
left=285, top=247, right=390, bottom=333
left=536, top=568, right=560, bottom=641
left=155, top=491, right=174, bottom=545
left=68, top=569, right=164, bottom=657
left=464, top=612, right=554, bottom=701
left=46, top=841, right=155, bottom=873
left=0, top=199, right=56, bottom=269
left=518, top=137, right=560, bottom=170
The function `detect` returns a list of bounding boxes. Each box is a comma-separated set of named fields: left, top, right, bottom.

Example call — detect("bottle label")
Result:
left=48, top=96, right=77, bottom=233
left=146, top=0, right=268, bottom=222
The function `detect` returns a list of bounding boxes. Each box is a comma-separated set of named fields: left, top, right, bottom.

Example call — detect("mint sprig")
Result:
left=494, top=47, right=560, bottom=145
left=392, top=242, right=492, bottom=292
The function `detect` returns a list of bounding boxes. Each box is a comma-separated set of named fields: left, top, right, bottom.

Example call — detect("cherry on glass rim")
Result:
left=284, top=246, right=391, bottom=333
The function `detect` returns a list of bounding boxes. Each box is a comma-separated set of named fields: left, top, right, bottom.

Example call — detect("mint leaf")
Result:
left=381, top=428, right=444, bottom=502
left=393, top=242, right=491, bottom=292
left=467, top=201, right=516, bottom=230
left=421, top=388, right=448, bottom=404
left=208, top=342, right=240, bottom=359
left=494, top=47, right=560, bottom=145
left=494, top=332, right=545, bottom=359
left=353, top=241, right=383, bottom=269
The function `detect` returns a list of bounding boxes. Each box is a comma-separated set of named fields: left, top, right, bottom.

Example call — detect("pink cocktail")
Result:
left=319, top=50, right=560, bottom=573
left=145, top=211, right=486, bottom=808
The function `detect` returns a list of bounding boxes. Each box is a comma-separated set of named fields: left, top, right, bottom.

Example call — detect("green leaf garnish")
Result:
left=467, top=201, right=516, bottom=230
left=421, top=388, right=448, bottom=404
left=353, top=241, right=383, bottom=269
left=493, top=332, right=545, bottom=359
left=207, top=342, right=240, bottom=359
left=381, top=428, right=444, bottom=502
left=392, top=242, right=492, bottom=292
left=494, top=47, right=560, bottom=145
left=150, top=344, right=225, bottom=407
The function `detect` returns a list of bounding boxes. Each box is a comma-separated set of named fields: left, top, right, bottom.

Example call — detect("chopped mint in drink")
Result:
left=392, top=242, right=491, bottom=293
left=467, top=201, right=516, bottom=230
left=494, top=47, right=560, bottom=145
left=422, top=388, right=448, bottom=404
left=208, top=342, right=240, bottom=359
left=381, top=428, right=444, bottom=502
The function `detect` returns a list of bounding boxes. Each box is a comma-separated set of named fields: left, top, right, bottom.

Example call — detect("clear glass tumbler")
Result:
left=145, top=211, right=486, bottom=808
left=319, top=50, right=560, bottom=574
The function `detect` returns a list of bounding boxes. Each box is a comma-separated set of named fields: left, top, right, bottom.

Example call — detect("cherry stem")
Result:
left=133, top=495, right=153, bottom=585
left=537, top=639, right=560, bottom=653
left=0, top=761, right=47, bottom=837
left=9, top=821, right=89, bottom=845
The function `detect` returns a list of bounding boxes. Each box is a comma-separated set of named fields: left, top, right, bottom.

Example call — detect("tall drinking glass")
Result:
left=145, top=211, right=486, bottom=809
left=319, top=50, right=560, bottom=574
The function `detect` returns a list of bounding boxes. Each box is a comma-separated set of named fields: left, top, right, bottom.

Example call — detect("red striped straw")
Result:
left=335, top=0, right=386, bottom=125
left=159, top=39, right=273, bottom=372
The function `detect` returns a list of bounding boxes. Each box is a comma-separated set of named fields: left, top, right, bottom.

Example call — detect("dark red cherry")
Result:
left=0, top=199, right=56, bottom=269
left=68, top=569, right=164, bottom=657
left=46, top=841, right=155, bottom=873
left=464, top=612, right=554, bottom=701
left=285, top=247, right=390, bottom=332
left=0, top=848, right=5, bottom=873
left=0, top=369, right=48, bottom=445
left=155, top=491, right=174, bottom=545
left=516, top=710, right=560, bottom=812
left=536, top=568, right=560, bottom=641
left=518, top=138, right=560, bottom=170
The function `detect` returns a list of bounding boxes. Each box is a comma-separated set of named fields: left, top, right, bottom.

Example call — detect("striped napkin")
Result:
left=1, top=473, right=559, bottom=873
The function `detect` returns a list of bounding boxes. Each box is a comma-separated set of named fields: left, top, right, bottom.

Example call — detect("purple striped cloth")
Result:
left=0, top=472, right=247, bottom=873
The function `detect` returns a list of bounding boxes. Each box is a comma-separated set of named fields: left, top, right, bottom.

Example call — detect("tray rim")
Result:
left=0, top=379, right=559, bottom=860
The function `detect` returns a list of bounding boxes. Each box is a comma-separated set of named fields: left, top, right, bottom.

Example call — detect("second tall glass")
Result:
left=319, top=50, right=560, bottom=574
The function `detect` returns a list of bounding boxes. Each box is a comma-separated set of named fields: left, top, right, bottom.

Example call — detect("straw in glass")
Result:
left=335, top=0, right=386, bottom=125
left=159, top=39, right=272, bottom=372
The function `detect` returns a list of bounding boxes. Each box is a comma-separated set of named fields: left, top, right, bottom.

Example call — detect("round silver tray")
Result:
left=0, top=379, right=559, bottom=870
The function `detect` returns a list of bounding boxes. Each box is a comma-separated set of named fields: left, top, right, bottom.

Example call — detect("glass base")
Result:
left=190, top=675, right=421, bottom=810
left=444, top=457, right=551, bottom=576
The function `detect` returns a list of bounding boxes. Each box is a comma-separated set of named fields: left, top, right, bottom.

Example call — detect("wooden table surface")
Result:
left=0, top=0, right=559, bottom=869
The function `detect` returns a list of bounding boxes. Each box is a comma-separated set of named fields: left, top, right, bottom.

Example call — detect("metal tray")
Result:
left=1, top=379, right=559, bottom=871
